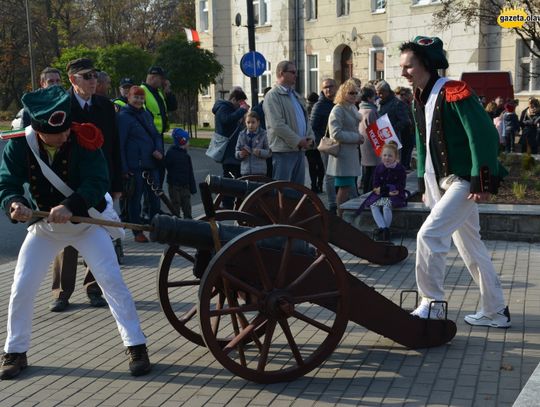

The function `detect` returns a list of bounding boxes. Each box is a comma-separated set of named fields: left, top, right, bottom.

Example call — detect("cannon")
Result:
left=150, top=213, right=456, bottom=383
left=32, top=201, right=457, bottom=384
left=157, top=177, right=409, bottom=347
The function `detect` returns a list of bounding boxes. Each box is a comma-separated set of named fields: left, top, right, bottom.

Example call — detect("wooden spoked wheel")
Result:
left=198, top=225, right=349, bottom=383
left=157, top=210, right=266, bottom=347
left=238, top=181, right=329, bottom=241
left=212, top=175, right=273, bottom=210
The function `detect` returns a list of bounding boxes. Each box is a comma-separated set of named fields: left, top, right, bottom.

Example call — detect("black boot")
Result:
left=382, top=228, right=391, bottom=241
left=0, top=352, right=27, bottom=380
left=126, top=344, right=151, bottom=376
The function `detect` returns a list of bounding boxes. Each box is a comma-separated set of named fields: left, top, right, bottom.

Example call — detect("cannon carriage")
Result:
left=150, top=178, right=457, bottom=383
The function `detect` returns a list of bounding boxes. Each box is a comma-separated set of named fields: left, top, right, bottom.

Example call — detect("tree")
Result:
left=434, top=0, right=540, bottom=58
left=154, top=35, right=223, bottom=134
left=98, top=44, right=153, bottom=95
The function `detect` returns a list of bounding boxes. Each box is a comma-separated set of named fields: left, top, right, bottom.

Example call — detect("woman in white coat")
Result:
left=326, top=79, right=363, bottom=217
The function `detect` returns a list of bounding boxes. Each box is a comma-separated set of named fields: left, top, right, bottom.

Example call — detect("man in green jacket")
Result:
left=399, top=36, right=510, bottom=328
left=0, top=86, right=151, bottom=379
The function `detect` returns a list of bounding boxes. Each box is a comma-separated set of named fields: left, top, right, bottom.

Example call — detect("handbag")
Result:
left=317, top=125, right=340, bottom=157
left=205, top=132, right=229, bottom=163
left=25, top=128, right=125, bottom=239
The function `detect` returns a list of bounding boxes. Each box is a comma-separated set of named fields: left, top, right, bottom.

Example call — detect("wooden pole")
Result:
left=32, top=211, right=152, bottom=232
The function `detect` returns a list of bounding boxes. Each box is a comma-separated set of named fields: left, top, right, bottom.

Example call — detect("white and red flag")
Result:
left=184, top=27, right=200, bottom=45
left=366, top=113, right=402, bottom=156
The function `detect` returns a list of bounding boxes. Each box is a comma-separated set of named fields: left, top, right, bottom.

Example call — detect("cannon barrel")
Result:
left=206, top=175, right=265, bottom=198
left=150, top=214, right=251, bottom=248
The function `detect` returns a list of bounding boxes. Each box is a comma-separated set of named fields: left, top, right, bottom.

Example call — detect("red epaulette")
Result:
left=444, top=80, right=472, bottom=102
left=72, top=122, right=104, bottom=151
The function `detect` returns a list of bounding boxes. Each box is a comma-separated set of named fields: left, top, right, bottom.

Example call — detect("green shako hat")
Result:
left=21, top=85, right=71, bottom=134
left=412, top=36, right=449, bottom=70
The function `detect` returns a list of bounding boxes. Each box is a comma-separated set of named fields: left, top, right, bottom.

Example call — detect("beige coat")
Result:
left=263, top=85, right=315, bottom=152
left=326, top=103, right=362, bottom=177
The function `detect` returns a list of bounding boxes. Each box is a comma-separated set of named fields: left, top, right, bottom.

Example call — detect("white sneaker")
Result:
left=411, top=300, right=445, bottom=320
left=464, top=306, right=511, bottom=328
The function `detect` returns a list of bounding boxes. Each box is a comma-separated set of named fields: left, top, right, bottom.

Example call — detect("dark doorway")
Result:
left=341, top=46, right=353, bottom=83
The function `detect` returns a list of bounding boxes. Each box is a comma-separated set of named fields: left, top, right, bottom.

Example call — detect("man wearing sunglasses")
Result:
left=44, top=58, right=123, bottom=313
left=263, top=60, right=315, bottom=185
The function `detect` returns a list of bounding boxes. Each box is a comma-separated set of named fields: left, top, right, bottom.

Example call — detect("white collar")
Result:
left=74, top=91, right=92, bottom=109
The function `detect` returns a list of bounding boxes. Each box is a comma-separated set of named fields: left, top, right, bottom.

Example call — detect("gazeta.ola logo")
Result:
left=497, top=5, right=527, bottom=28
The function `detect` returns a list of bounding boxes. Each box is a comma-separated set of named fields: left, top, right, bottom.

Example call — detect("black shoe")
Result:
left=0, top=352, right=27, bottom=380
left=373, top=228, right=384, bottom=241
left=382, top=228, right=391, bottom=241
left=50, top=298, right=69, bottom=312
left=126, top=344, right=151, bottom=376
left=88, top=293, right=107, bottom=308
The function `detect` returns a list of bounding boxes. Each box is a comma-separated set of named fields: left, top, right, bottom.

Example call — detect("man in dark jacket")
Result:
left=211, top=89, right=250, bottom=208
left=376, top=80, right=411, bottom=143
left=48, top=58, right=122, bottom=312
left=310, top=78, right=337, bottom=213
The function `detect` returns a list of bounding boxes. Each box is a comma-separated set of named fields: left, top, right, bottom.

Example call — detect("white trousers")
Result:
left=416, top=178, right=506, bottom=317
left=5, top=222, right=146, bottom=353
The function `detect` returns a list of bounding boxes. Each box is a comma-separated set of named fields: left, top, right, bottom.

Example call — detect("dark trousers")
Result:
left=168, top=184, right=192, bottom=219
left=361, top=165, right=376, bottom=194
left=221, top=163, right=241, bottom=209
left=129, top=168, right=161, bottom=231
left=52, top=246, right=101, bottom=300
left=305, top=149, right=325, bottom=191
left=400, top=131, right=415, bottom=170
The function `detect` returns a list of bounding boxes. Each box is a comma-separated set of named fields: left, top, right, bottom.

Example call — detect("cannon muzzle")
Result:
left=205, top=175, right=265, bottom=197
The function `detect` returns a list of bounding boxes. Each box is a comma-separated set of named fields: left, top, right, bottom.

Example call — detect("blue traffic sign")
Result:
left=240, top=51, right=267, bottom=78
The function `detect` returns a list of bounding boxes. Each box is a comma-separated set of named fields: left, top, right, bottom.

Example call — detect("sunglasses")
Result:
left=348, top=92, right=358, bottom=95
left=284, top=70, right=297, bottom=74
left=76, top=72, right=98, bottom=80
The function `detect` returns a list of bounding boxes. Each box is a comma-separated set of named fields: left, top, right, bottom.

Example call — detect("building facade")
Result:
left=196, top=0, right=534, bottom=127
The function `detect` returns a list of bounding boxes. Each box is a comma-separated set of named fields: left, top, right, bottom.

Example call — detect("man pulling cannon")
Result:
left=0, top=86, right=151, bottom=379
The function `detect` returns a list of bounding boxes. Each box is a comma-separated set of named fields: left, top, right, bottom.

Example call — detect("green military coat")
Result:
left=413, top=80, right=508, bottom=194
left=0, top=126, right=110, bottom=221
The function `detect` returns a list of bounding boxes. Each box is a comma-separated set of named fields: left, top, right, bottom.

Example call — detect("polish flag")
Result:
left=366, top=114, right=402, bottom=156
left=184, top=27, right=200, bottom=45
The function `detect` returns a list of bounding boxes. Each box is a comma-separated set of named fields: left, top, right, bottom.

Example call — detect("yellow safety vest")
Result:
left=141, top=84, right=167, bottom=134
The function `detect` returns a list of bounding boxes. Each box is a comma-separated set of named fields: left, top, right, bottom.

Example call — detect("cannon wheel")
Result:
left=212, top=175, right=273, bottom=210
left=198, top=225, right=349, bottom=383
left=238, top=181, right=329, bottom=241
left=157, top=210, right=266, bottom=347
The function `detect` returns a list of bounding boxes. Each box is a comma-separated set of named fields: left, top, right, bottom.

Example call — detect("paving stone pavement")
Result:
left=0, top=201, right=539, bottom=406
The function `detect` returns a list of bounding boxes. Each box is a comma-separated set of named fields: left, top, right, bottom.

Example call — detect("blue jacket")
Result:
left=310, top=93, right=334, bottom=143
left=212, top=100, right=247, bottom=165
left=117, top=104, right=164, bottom=174
left=164, top=146, right=197, bottom=193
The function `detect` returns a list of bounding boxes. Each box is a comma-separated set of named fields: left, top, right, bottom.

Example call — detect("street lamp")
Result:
left=24, top=0, right=37, bottom=90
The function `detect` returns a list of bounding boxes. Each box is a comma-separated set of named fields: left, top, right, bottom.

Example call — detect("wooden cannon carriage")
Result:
left=151, top=178, right=457, bottom=383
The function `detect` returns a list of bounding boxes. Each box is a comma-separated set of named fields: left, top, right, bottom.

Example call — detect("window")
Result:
left=337, top=0, right=350, bottom=17
left=306, top=0, right=317, bottom=20
left=412, top=0, right=440, bottom=5
left=258, top=61, right=272, bottom=95
left=369, top=48, right=385, bottom=80
left=517, top=39, right=540, bottom=92
left=201, top=85, right=210, bottom=97
left=199, top=1, right=208, bottom=31
left=306, top=55, right=319, bottom=95
left=372, top=0, right=386, bottom=12
left=253, top=0, right=270, bottom=26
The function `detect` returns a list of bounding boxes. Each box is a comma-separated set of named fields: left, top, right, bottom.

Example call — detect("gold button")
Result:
left=31, top=176, right=36, bottom=180
left=62, top=171, right=67, bottom=175
left=30, top=165, right=36, bottom=169
left=62, top=160, right=67, bottom=164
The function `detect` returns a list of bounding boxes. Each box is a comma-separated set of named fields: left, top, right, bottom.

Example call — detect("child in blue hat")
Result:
left=164, top=128, right=197, bottom=218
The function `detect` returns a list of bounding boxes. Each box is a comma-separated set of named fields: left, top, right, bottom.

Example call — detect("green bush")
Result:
left=522, top=154, right=537, bottom=171
left=512, top=182, right=527, bottom=199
